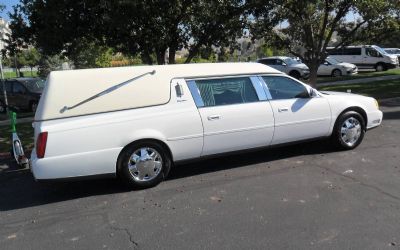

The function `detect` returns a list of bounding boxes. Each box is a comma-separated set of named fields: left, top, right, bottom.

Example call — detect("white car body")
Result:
left=318, top=57, right=358, bottom=76
left=327, top=45, right=398, bottom=71
left=30, top=63, right=382, bottom=181
left=383, top=48, right=400, bottom=64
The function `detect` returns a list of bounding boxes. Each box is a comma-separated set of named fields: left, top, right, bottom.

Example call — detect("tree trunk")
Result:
left=156, top=49, right=165, bottom=65
left=168, top=49, right=176, bottom=64
left=308, top=63, right=318, bottom=88
left=141, top=52, right=153, bottom=65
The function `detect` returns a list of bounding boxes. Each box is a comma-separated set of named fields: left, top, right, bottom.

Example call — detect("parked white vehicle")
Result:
left=327, top=45, right=398, bottom=71
left=31, top=63, right=382, bottom=188
left=257, top=56, right=310, bottom=79
left=318, top=57, right=358, bottom=77
left=383, top=48, right=400, bottom=63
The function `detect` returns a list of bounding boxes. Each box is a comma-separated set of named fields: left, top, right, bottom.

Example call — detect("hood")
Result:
left=337, top=62, right=356, bottom=69
left=291, top=63, right=309, bottom=70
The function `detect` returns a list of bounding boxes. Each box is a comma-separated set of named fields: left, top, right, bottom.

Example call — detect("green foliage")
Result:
left=10, top=0, right=246, bottom=65
left=248, top=0, right=399, bottom=86
left=68, top=39, right=113, bottom=69
left=37, top=54, right=64, bottom=77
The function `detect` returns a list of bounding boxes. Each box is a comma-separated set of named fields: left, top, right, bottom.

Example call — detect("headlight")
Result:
left=374, top=99, right=379, bottom=109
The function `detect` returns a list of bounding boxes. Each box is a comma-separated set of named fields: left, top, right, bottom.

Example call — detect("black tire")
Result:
left=117, top=141, right=171, bottom=189
left=375, top=63, right=386, bottom=72
left=331, top=111, right=366, bottom=150
left=289, top=70, right=301, bottom=79
left=331, top=69, right=342, bottom=77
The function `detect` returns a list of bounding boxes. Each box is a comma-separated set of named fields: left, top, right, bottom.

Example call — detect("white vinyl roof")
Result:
left=35, top=62, right=282, bottom=121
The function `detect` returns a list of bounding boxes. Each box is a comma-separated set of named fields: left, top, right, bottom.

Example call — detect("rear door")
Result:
left=261, top=75, right=331, bottom=145
left=187, top=76, right=275, bottom=156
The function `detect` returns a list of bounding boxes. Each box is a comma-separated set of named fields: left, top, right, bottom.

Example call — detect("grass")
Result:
left=3, top=71, right=38, bottom=79
left=0, top=122, right=34, bottom=154
left=315, top=68, right=400, bottom=83
left=319, top=79, right=400, bottom=100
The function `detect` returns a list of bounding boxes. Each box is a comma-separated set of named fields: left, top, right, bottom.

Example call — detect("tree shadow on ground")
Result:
left=0, top=139, right=336, bottom=211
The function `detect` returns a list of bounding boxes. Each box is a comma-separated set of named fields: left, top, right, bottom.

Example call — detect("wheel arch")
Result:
left=333, top=106, right=368, bottom=131
left=116, top=138, right=174, bottom=176
left=375, top=62, right=387, bottom=71
left=331, top=68, right=343, bottom=76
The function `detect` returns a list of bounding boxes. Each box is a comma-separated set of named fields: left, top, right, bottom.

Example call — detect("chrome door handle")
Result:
left=278, top=107, right=289, bottom=112
left=207, top=115, right=221, bottom=120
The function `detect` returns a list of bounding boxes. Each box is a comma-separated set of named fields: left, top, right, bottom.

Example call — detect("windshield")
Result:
left=326, top=57, right=341, bottom=64
left=20, top=79, right=45, bottom=93
left=283, top=58, right=300, bottom=65
left=373, top=46, right=388, bottom=55
left=385, top=49, right=400, bottom=54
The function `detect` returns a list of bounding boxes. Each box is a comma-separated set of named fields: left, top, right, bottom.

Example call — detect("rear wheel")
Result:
left=331, top=111, right=365, bottom=150
left=331, top=69, right=342, bottom=77
left=118, top=141, right=171, bottom=188
left=375, top=63, right=386, bottom=72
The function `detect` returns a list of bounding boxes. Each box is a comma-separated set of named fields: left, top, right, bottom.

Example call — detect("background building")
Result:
left=0, top=17, right=11, bottom=51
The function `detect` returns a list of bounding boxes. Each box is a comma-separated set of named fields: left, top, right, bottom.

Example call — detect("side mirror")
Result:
left=309, top=88, right=318, bottom=98
left=323, top=62, right=329, bottom=65
left=282, top=62, right=287, bottom=66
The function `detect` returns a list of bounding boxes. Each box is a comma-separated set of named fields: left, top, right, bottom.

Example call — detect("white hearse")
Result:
left=31, top=63, right=382, bottom=188
left=327, top=45, right=398, bottom=71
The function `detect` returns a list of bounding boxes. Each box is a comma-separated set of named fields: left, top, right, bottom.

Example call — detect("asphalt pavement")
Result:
left=1, top=104, right=400, bottom=250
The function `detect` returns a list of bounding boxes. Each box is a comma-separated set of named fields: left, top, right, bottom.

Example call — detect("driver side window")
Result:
left=262, top=76, right=309, bottom=100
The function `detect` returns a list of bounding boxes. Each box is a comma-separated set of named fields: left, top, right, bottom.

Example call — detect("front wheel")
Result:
left=331, top=111, right=365, bottom=150
left=332, top=69, right=342, bottom=77
left=118, top=141, right=171, bottom=188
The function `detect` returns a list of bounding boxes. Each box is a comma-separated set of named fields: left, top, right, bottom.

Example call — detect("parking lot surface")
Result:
left=1, top=104, right=399, bottom=250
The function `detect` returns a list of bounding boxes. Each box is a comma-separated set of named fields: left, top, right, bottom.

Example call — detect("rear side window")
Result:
left=343, top=48, right=361, bottom=55
left=3, top=81, right=13, bottom=93
left=195, top=77, right=259, bottom=107
left=258, top=59, right=275, bottom=65
left=262, top=76, right=308, bottom=100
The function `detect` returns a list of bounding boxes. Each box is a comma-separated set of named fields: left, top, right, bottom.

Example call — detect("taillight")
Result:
left=36, top=132, right=48, bottom=158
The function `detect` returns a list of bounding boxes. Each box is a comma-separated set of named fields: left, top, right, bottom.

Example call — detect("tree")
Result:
left=248, top=0, right=399, bottom=87
left=184, top=1, right=246, bottom=63
left=10, top=0, right=247, bottom=66
left=22, top=48, right=41, bottom=75
left=37, top=54, right=63, bottom=77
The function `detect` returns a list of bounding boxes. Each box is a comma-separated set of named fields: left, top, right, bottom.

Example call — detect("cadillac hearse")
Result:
left=31, top=63, right=382, bottom=188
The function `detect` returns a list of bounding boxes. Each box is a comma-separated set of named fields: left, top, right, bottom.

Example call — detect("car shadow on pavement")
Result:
left=0, top=139, right=336, bottom=211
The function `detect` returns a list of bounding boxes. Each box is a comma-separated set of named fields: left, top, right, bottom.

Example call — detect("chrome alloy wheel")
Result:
left=128, top=147, right=163, bottom=182
left=340, top=117, right=362, bottom=147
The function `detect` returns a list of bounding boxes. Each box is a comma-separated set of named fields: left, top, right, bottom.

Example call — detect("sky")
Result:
left=1, top=0, right=19, bottom=20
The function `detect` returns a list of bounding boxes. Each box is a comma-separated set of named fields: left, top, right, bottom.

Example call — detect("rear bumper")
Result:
left=30, top=148, right=121, bottom=180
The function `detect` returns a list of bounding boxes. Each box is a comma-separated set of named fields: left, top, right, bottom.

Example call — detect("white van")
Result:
left=31, top=63, right=382, bottom=188
left=327, top=45, right=398, bottom=71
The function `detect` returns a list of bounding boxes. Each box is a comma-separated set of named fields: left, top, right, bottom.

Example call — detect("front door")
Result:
left=261, top=75, right=331, bottom=145
left=187, top=76, right=275, bottom=156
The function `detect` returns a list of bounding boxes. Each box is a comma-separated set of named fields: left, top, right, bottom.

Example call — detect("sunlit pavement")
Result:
left=1, top=104, right=399, bottom=250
